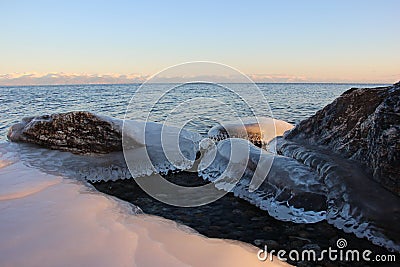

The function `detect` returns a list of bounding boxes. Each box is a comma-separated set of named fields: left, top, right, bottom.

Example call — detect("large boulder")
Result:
left=284, top=82, right=400, bottom=195
left=7, top=111, right=123, bottom=154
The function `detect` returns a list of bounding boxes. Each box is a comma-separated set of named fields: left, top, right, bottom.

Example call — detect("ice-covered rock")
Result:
left=285, top=82, right=400, bottom=196
left=6, top=112, right=203, bottom=181
left=198, top=138, right=327, bottom=223
left=7, top=111, right=123, bottom=154
left=276, top=82, right=400, bottom=252
left=277, top=138, right=400, bottom=252
left=208, top=117, right=293, bottom=147
left=123, top=119, right=202, bottom=178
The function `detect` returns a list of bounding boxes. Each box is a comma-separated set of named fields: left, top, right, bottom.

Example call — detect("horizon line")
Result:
left=0, top=81, right=394, bottom=88
left=1, top=72, right=397, bottom=86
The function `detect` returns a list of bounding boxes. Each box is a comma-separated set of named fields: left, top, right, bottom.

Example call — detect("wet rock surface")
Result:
left=7, top=111, right=122, bottom=154
left=285, top=82, right=400, bottom=196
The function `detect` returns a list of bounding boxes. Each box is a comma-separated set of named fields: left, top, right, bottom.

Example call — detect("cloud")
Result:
left=0, top=72, right=148, bottom=86
left=0, top=72, right=313, bottom=86
left=247, top=74, right=308, bottom=83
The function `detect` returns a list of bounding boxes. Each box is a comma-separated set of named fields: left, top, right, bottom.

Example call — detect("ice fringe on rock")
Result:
left=6, top=113, right=203, bottom=182
left=123, top=120, right=202, bottom=179
left=277, top=138, right=400, bottom=252
left=198, top=138, right=327, bottom=223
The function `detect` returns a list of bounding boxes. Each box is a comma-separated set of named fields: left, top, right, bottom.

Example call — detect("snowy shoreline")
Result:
left=0, top=146, right=288, bottom=267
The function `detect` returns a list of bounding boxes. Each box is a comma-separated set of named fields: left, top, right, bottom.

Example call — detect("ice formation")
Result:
left=0, top=142, right=289, bottom=267
left=277, top=139, right=400, bottom=252
left=208, top=117, right=294, bottom=146
left=5, top=110, right=400, bottom=253
left=123, top=119, right=202, bottom=178
left=198, top=138, right=327, bottom=223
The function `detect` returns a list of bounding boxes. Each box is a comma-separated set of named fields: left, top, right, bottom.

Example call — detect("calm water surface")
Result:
left=0, top=83, right=387, bottom=139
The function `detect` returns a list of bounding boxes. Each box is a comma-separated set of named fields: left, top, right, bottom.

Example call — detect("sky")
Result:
left=0, top=0, right=399, bottom=85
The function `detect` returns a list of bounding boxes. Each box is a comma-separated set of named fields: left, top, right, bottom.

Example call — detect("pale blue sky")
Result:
left=1, top=0, right=399, bottom=83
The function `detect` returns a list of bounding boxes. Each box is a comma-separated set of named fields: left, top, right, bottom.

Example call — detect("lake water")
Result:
left=0, top=83, right=387, bottom=139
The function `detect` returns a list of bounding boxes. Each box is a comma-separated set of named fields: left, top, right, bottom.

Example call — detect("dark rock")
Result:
left=275, top=188, right=328, bottom=212
left=208, top=226, right=221, bottom=231
left=290, top=240, right=306, bottom=249
left=262, top=225, right=274, bottom=232
left=302, top=243, right=321, bottom=253
left=253, top=239, right=264, bottom=246
left=298, top=230, right=310, bottom=238
left=285, top=82, right=400, bottom=195
left=264, top=239, right=280, bottom=250
left=7, top=111, right=122, bottom=154
left=232, top=209, right=243, bottom=215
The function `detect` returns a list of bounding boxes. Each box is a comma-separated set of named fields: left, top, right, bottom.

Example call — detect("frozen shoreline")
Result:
left=0, top=155, right=288, bottom=267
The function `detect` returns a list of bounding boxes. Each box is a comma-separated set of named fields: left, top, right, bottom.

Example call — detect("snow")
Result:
left=0, top=143, right=289, bottom=267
